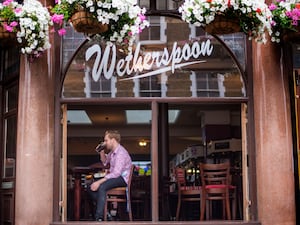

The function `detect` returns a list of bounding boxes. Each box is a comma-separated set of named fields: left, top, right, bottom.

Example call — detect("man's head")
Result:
left=104, top=130, right=121, bottom=151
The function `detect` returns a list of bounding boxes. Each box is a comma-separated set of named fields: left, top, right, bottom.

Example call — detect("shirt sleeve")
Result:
left=103, top=152, right=111, bottom=166
left=105, top=147, right=130, bottom=180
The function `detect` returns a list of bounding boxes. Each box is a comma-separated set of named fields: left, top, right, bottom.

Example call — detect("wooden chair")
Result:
left=199, top=161, right=234, bottom=220
left=131, top=175, right=151, bottom=220
left=175, top=167, right=201, bottom=220
left=104, top=165, right=134, bottom=221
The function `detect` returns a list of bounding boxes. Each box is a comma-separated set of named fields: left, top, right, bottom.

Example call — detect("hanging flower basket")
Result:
left=0, top=24, right=16, bottom=39
left=0, top=0, right=53, bottom=59
left=268, top=1, right=300, bottom=43
left=51, top=0, right=149, bottom=51
left=0, top=22, right=17, bottom=47
left=70, top=11, right=108, bottom=34
left=204, top=15, right=241, bottom=35
left=179, top=0, right=273, bottom=43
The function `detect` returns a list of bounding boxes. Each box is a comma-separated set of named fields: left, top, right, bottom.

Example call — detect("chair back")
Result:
left=174, top=167, right=201, bottom=220
left=199, top=161, right=232, bottom=220
left=175, top=167, right=186, bottom=187
left=200, top=161, right=230, bottom=187
left=127, top=164, right=134, bottom=191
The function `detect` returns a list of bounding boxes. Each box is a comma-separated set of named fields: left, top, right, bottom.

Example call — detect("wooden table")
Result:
left=72, top=165, right=107, bottom=220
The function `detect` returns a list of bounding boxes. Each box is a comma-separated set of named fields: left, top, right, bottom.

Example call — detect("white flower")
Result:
left=86, top=0, right=93, bottom=7
left=14, top=0, right=52, bottom=58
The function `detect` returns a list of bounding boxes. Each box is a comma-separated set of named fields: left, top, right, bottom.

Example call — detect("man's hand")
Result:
left=90, top=178, right=107, bottom=191
left=90, top=180, right=101, bottom=191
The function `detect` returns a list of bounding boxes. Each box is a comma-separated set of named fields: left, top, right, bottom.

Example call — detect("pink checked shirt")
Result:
left=104, top=144, right=132, bottom=184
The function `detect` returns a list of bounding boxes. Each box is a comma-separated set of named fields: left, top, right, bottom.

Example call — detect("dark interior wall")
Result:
left=205, top=124, right=241, bottom=141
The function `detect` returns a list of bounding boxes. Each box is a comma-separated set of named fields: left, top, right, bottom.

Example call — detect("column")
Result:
left=15, top=52, right=55, bottom=224
left=252, top=41, right=296, bottom=225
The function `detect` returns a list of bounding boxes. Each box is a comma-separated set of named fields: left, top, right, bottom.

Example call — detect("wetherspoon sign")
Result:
left=85, top=39, right=214, bottom=82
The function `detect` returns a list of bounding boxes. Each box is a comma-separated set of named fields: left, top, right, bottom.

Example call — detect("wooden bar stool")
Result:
left=175, top=167, right=201, bottom=220
left=104, top=165, right=134, bottom=221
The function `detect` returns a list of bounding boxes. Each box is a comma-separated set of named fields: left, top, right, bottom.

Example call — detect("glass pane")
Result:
left=62, top=17, right=246, bottom=99
left=3, top=116, right=17, bottom=178
left=0, top=48, right=20, bottom=81
left=5, top=85, right=18, bottom=112
left=66, top=104, right=152, bottom=221
left=166, top=103, right=243, bottom=221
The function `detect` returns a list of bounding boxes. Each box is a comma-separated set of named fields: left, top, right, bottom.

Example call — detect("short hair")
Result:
left=105, top=130, right=121, bottom=143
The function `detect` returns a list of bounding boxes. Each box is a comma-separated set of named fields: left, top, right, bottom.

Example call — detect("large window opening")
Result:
left=61, top=102, right=245, bottom=221
left=59, top=15, right=248, bottom=222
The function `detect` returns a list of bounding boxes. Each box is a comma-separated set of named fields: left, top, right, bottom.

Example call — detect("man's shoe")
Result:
left=95, top=218, right=103, bottom=222
left=107, top=213, right=112, bottom=221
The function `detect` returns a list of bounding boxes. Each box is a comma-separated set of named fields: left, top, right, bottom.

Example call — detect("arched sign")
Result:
left=62, top=17, right=246, bottom=98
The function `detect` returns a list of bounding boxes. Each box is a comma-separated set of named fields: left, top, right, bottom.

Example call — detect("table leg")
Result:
left=74, top=174, right=81, bottom=220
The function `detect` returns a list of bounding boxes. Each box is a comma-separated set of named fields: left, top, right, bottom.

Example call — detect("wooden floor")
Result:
left=51, top=221, right=261, bottom=225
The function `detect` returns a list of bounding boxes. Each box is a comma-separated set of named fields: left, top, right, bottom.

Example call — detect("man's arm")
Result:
left=99, top=149, right=107, bottom=164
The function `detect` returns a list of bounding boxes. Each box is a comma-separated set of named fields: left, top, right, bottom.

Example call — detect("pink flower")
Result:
left=139, top=14, right=146, bottom=21
left=4, top=24, right=13, bottom=32
left=3, top=0, right=12, bottom=6
left=14, top=8, right=22, bottom=13
left=269, top=3, right=277, bottom=11
left=270, top=20, right=276, bottom=26
left=51, top=14, right=64, bottom=25
left=9, top=21, right=18, bottom=27
left=58, top=28, right=66, bottom=36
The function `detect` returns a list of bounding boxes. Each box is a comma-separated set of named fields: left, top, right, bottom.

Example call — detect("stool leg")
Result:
left=225, top=194, right=231, bottom=220
left=232, top=189, right=237, bottom=220
left=200, top=197, right=205, bottom=220
left=176, top=198, right=181, bottom=220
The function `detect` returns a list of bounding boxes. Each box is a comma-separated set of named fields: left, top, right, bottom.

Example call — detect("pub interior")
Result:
left=65, top=103, right=243, bottom=221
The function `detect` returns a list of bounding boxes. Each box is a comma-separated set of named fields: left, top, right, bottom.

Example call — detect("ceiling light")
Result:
left=139, top=140, right=147, bottom=147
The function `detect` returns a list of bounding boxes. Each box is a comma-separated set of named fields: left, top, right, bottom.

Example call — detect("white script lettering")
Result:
left=85, top=40, right=213, bottom=81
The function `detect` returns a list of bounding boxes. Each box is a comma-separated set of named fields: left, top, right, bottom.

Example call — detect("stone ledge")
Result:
left=51, top=221, right=261, bottom=225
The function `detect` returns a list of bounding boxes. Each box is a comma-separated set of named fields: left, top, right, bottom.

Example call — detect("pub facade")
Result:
left=0, top=0, right=298, bottom=225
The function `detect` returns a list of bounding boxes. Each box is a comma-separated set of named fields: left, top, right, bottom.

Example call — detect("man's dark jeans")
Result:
left=88, top=176, right=127, bottom=220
